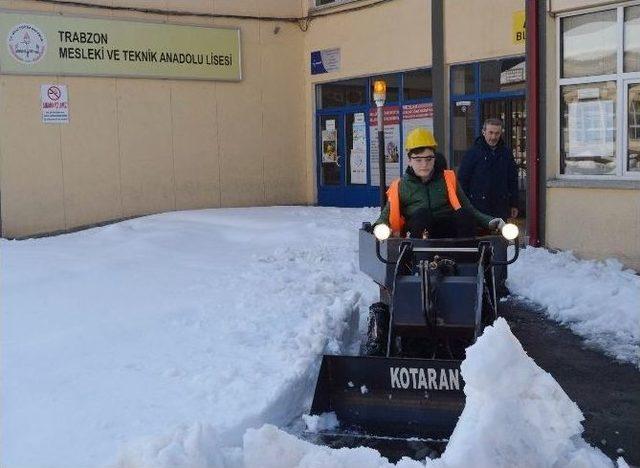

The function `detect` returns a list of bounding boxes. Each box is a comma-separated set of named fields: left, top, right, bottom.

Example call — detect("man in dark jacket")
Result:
left=458, top=118, right=519, bottom=220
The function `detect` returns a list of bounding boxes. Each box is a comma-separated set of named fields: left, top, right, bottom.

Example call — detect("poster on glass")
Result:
left=322, top=129, right=339, bottom=165
left=369, top=106, right=400, bottom=187
left=350, top=113, right=367, bottom=184
left=401, top=103, right=434, bottom=173
left=566, top=99, right=615, bottom=174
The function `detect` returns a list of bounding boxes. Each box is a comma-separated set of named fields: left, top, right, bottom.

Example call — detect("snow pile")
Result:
left=434, top=318, right=614, bottom=467
left=114, top=423, right=228, bottom=468
left=1, top=207, right=378, bottom=468
left=302, top=412, right=339, bottom=433
left=243, top=425, right=412, bottom=468
left=1, top=207, right=630, bottom=467
left=508, top=247, right=640, bottom=368
left=238, top=318, right=618, bottom=468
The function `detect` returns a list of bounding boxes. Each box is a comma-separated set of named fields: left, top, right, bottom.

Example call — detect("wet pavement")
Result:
left=500, top=297, right=640, bottom=466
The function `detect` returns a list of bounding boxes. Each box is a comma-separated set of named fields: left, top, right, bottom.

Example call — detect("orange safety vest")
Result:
left=386, top=169, right=461, bottom=233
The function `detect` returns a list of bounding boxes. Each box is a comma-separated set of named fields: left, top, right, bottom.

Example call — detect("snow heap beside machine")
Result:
left=307, top=222, right=520, bottom=446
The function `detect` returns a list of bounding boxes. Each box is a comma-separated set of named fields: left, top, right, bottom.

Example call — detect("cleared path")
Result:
left=500, top=297, right=640, bottom=465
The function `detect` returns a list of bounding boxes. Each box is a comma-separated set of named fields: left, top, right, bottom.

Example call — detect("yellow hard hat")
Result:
left=405, top=128, right=437, bottom=151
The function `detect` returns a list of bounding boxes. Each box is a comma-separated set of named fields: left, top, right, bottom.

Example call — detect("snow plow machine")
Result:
left=307, top=222, right=520, bottom=458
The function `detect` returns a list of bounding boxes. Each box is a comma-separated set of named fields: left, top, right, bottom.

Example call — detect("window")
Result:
left=561, top=10, right=616, bottom=78
left=480, top=58, right=526, bottom=93
left=451, top=101, right=476, bottom=167
left=560, top=82, right=617, bottom=175
left=370, top=73, right=400, bottom=104
left=451, top=64, right=475, bottom=95
left=403, top=69, right=432, bottom=100
left=627, top=83, right=640, bottom=172
left=559, top=6, right=640, bottom=177
left=313, top=0, right=360, bottom=8
left=317, top=78, right=367, bottom=109
left=624, top=6, right=640, bottom=72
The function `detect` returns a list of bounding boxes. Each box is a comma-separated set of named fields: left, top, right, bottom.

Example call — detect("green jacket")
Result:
left=375, top=169, right=493, bottom=229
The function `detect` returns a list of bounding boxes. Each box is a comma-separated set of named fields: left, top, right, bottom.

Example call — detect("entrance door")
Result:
left=317, top=109, right=376, bottom=207
left=481, top=96, right=527, bottom=218
left=317, top=114, right=344, bottom=206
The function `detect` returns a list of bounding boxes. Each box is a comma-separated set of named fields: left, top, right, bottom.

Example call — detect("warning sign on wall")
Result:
left=512, top=10, right=526, bottom=44
left=41, top=84, right=69, bottom=123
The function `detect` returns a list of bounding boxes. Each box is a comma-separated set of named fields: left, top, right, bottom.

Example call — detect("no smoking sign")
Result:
left=41, top=84, right=69, bottom=123
left=47, top=85, right=62, bottom=101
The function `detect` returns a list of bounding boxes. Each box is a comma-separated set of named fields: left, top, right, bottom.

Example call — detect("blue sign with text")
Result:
left=311, top=48, right=340, bottom=75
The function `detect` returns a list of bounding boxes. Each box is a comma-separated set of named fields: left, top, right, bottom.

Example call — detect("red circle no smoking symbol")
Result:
left=47, top=86, right=61, bottom=101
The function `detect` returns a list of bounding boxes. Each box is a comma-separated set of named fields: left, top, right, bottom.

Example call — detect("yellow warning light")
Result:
left=373, top=80, right=386, bottom=95
left=373, top=80, right=386, bottom=107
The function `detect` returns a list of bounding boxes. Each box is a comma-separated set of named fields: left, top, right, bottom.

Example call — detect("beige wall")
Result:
left=546, top=188, right=640, bottom=269
left=302, top=0, right=432, bottom=202
left=543, top=2, right=640, bottom=270
left=0, top=0, right=307, bottom=237
left=444, top=0, right=525, bottom=64
left=305, top=0, right=431, bottom=82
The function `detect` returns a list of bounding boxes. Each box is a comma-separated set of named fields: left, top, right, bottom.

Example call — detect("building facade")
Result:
left=541, top=0, right=640, bottom=269
left=0, top=0, right=638, bottom=270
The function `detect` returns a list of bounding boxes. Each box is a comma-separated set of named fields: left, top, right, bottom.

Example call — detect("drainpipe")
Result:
left=525, top=0, right=541, bottom=247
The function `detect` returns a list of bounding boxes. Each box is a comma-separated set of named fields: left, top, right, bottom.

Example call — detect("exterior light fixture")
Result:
left=373, top=80, right=386, bottom=107
left=373, top=79, right=388, bottom=206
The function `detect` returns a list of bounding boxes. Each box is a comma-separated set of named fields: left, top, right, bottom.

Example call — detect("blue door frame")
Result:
left=315, top=71, right=434, bottom=208
left=449, top=60, right=526, bottom=168
left=316, top=106, right=382, bottom=207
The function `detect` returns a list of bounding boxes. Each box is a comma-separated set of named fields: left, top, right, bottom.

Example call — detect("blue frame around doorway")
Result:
left=315, top=71, right=433, bottom=208
left=449, top=59, right=526, bottom=169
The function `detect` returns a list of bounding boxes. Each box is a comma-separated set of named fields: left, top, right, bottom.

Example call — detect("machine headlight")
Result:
left=501, top=223, right=519, bottom=241
left=373, top=223, right=391, bottom=241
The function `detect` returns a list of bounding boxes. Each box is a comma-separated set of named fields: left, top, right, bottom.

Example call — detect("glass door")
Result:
left=317, top=109, right=379, bottom=207
left=481, top=96, right=527, bottom=223
left=317, top=114, right=345, bottom=206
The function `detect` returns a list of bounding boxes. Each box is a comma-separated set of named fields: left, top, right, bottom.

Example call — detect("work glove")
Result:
left=488, top=218, right=506, bottom=230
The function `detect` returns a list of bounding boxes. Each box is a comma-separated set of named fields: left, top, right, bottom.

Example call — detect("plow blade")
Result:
left=310, top=355, right=465, bottom=439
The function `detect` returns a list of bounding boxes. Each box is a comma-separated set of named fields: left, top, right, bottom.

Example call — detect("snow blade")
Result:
left=310, top=355, right=465, bottom=439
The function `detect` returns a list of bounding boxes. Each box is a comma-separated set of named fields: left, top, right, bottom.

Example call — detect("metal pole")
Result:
left=377, top=105, right=386, bottom=207
left=525, top=0, right=541, bottom=247
left=431, top=0, right=445, bottom=161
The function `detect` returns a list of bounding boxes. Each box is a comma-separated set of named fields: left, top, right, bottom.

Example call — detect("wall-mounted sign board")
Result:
left=0, top=11, right=241, bottom=81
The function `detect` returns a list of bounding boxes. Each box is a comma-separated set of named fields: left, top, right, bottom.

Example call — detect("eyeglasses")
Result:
left=409, top=156, right=435, bottom=162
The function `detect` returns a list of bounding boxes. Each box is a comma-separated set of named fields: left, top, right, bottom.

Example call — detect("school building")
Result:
left=0, top=0, right=638, bottom=270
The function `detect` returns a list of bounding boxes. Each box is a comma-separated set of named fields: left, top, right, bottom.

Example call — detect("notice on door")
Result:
left=401, top=103, right=434, bottom=173
left=369, top=106, right=400, bottom=187
left=41, top=84, right=69, bottom=123
left=322, top=129, right=338, bottom=164
left=350, top=113, right=367, bottom=184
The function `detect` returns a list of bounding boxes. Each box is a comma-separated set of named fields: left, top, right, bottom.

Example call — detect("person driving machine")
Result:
left=374, top=127, right=505, bottom=239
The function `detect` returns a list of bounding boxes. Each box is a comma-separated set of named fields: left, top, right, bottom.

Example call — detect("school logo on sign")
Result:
left=7, top=23, right=47, bottom=64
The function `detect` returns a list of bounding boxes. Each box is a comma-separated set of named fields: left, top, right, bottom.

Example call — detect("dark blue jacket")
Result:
left=457, top=136, right=519, bottom=219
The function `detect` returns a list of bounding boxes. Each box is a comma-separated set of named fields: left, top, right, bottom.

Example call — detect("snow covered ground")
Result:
left=508, top=247, right=640, bottom=368
left=1, top=207, right=634, bottom=467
